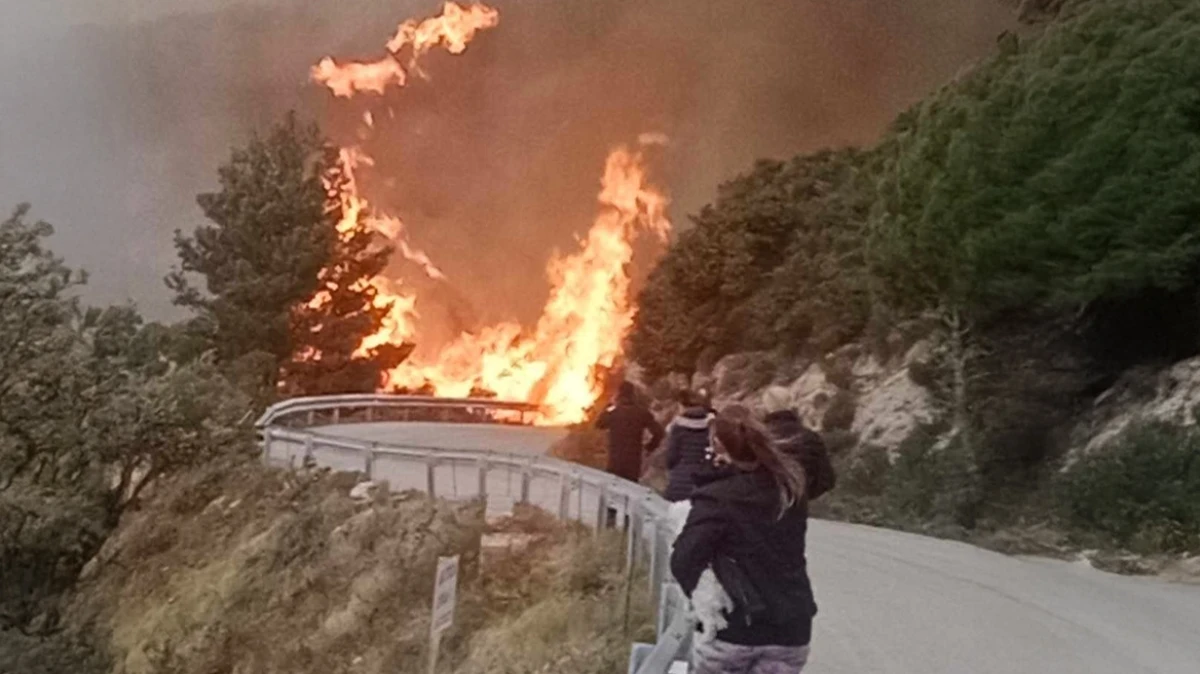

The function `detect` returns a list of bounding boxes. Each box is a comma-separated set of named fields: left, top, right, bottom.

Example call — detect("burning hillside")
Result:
left=309, top=2, right=671, bottom=425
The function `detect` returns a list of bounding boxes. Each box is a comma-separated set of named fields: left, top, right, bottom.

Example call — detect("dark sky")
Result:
left=0, top=0, right=1014, bottom=321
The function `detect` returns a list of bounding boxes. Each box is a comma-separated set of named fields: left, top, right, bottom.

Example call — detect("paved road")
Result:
left=806, top=520, right=1200, bottom=673
left=323, top=421, right=568, bottom=454
left=274, top=422, right=1200, bottom=673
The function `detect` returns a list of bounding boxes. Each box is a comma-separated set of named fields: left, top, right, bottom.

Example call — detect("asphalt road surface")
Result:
left=280, top=422, right=1200, bottom=673
left=805, top=520, right=1200, bottom=673
left=321, top=421, right=568, bottom=454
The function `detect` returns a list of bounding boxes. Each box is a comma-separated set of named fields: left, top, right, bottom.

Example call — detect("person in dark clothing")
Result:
left=671, top=405, right=816, bottom=674
left=761, top=386, right=836, bottom=502
left=664, top=390, right=717, bottom=502
left=596, top=381, right=664, bottom=482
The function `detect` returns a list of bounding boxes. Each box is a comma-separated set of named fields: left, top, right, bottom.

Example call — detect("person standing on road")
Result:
left=596, top=381, right=664, bottom=483
left=664, top=389, right=717, bottom=502
left=761, top=386, right=836, bottom=502
left=671, top=405, right=817, bottom=674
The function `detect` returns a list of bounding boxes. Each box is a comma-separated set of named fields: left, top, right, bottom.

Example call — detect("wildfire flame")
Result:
left=382, top=144, right=670, bottom=423
left=312, top=1, right=499, bottom=98
left=309, top=1, right=672, bottom=425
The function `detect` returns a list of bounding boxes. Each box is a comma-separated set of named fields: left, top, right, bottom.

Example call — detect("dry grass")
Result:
left=548, top=427, right=608, bottom=470
left=65, top=460, right=651, bottom=674
left=458, top=524, right=655, bottom=674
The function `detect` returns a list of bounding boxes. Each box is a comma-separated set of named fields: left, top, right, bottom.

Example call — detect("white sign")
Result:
left=431, top=555, right=459, bottom=637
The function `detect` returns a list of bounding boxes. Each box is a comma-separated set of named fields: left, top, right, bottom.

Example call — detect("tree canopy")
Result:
left=633, top=0, right=1200, bottom=380
left=868, top=0, right=1200, bottom=323
left=630, top=150, right=870, bottom=378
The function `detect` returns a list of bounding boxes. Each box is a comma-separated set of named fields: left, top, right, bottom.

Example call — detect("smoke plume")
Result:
left=0, top=0, right=1013, bottom=319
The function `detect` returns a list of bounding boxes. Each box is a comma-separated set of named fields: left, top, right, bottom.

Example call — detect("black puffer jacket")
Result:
left=670, top=468, right=817, bottom=647
left=596, top=401, right=664, bottom=482
left=764, top=410, right=836, bottom=502
left=663, top=406, right=715, bottom=502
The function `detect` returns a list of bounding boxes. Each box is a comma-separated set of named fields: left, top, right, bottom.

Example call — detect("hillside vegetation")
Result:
left=630, top=0, right=1200, bottom=557
left=0, top=115, right=432, bottom=668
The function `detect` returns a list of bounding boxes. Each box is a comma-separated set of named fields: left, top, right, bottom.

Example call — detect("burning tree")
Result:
left=168, top=114, right=408, bottom=398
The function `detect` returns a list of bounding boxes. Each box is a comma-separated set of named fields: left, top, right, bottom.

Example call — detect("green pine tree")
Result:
left=167, top=113, right=408, bottom=398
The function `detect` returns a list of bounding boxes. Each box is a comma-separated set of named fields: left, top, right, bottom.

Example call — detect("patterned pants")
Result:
left=692, top=640, right=810, bottom=674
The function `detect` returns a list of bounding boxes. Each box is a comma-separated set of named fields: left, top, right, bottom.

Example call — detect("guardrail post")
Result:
left=426, top=458, right=437, bottom=498
left=625, top=501, right=642, bottom=573
left=306, top=410, right=315, bottom=427
left=363, top=444, right=374, bottom=479
left=261, top=430, right=272, bottom=465
left=332, top=408, right=341, bottom=425
left=596, top=486, right=609, bottom=533
left=519, top=464, right=532, bottom=504
left=557, top=473, right=571, bottom=520
left=650, top=523, right=668, bottom=610
left=365, top=406, right=374, bottom=422
left=647, top=520, right=659, bottom=595
left=477, top=459, right=489, bottom=498
left=303, top=434, right=314, bottom=465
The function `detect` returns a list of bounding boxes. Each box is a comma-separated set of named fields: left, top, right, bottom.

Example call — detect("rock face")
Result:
left=683, top=339, right=941, bottom=459
left=1073, top=356, right=1200, bottom=458
left=852, top=368, right=937, bottom=457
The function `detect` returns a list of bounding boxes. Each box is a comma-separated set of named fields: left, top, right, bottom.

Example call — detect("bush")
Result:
left=1059, top=422, right=1200, bottom=553
left=839, top=447, right=889, bottom=497
left=882, top=427, right=981, bottom=529
left=0, top=630, right=109, bottom=674
left=821, top=391, right=857, bottom=431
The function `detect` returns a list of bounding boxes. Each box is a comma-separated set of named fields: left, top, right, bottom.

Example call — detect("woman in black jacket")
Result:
left=670, top=405, right=816, bottom=674
left=664, top=389, right=716, bottom=502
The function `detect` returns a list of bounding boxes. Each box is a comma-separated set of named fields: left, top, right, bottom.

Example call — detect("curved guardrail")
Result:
left=256, top=393, right=542, bottom=428
left=257, top=394, right=693, bottom=674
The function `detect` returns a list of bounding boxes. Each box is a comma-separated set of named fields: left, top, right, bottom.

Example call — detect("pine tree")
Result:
left=168, top=113, right=406, bottom=397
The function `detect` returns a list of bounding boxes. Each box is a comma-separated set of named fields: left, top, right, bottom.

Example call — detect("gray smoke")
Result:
left=0, top=0, right=1013, bottom=321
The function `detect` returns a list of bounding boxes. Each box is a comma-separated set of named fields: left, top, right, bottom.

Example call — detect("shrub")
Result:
left=883, top=426, right=981, bottom=529
left=822, top=430, right=860, bottom=457
left=839, top=447, right=889, bottom=497
left=821, top=391, right=857, bottom=431
left=1059, top=422, right=1200, bottom=553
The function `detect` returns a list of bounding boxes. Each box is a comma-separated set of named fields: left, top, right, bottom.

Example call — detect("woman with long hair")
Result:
left=670, top=405, right=818, bottom=674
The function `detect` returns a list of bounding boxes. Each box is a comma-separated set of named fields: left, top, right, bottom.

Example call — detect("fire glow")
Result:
left=310, top=2, right=671, bottom=425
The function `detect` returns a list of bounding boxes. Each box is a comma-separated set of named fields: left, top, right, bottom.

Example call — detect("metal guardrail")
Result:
left=257, top=394, right=693, bottom=673
left=256, top=393, right=542, bottom=428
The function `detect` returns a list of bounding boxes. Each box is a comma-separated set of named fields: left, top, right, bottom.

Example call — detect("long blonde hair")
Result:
left=711, top=405, right=806, bottom=516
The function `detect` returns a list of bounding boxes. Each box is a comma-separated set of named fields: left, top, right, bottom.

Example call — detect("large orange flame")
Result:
left=382, top=143, right=670, bottom=424
left=312, top=1, right=499, bottom=98
left=309, top=2, right=672, bottom=425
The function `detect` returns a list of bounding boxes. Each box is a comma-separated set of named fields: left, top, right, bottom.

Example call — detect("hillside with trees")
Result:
left=630, top=0, right=1200, bottom=558
left=0, top=117, right=406, bottom=669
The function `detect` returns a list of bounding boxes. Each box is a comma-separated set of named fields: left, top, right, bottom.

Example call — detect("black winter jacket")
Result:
left=764, top=410, right=836, bottom=502
left=663, top=406, right=715, bottom=502
left=670, top=468, right=817, bottom=647
left=596, top=401, right=664, bottom=482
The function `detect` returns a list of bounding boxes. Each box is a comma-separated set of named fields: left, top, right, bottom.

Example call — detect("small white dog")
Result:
left=667, top=499, right=735, bottom=643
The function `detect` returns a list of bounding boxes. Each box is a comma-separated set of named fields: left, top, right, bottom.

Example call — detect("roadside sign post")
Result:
left=428, top=555, right=459, bottom=674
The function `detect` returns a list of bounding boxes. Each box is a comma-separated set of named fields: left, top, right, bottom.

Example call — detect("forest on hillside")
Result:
left=630, top=0, right=1200, bottom=554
